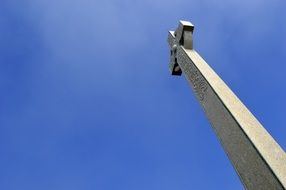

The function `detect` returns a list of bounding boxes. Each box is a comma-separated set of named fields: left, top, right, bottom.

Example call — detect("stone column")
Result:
left=168, top=21, right=286, bottom=190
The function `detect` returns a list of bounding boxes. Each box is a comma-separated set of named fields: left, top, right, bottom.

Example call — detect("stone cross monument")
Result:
left=168, top=21, right=286, bottom=190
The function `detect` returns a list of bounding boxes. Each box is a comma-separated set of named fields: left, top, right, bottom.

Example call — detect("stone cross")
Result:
left=168, top=20, right=286, bottom=190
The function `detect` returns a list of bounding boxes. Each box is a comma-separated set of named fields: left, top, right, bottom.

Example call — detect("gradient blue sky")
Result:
left=1, top=0, right=286, bottom=189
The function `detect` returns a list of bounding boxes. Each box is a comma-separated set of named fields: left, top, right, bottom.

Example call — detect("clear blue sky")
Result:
left=1, top=0, right=286, bottom=189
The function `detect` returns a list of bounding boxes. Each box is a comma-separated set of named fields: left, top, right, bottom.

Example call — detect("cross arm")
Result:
left=168, top=21, right=194, bottom=75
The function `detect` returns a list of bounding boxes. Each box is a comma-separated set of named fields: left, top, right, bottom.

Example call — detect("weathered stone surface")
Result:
left=168, top=21, right=286, bottom=190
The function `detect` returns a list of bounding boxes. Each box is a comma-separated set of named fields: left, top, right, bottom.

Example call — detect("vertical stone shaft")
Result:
left=168, top=21, right=286, bottom=190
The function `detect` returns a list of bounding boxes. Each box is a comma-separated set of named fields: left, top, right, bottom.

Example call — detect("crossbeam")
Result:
left=168, top=20, right=286, bottom=190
